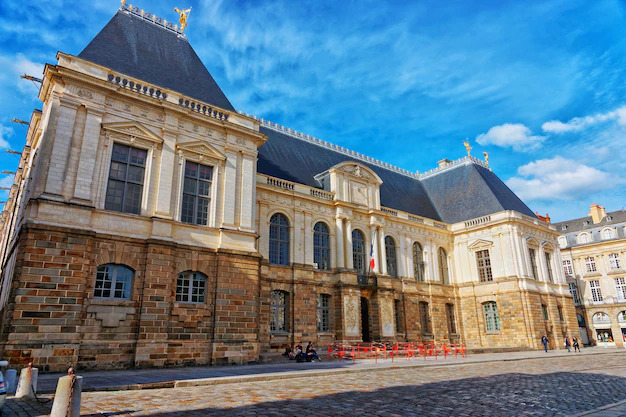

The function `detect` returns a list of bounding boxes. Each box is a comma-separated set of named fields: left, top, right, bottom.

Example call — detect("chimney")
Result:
left=588, top=203, right=607, bottom=224
left=437, top=158, right=452, bottom=169
left=535, top=211, right=551, bottom=223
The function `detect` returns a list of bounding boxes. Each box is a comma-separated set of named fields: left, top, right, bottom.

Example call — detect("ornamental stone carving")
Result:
left=380, top=298, right=395, bottom=337
left=344, top=296, right=359, bottom=336
left=340, top=164, right=372, bottom=180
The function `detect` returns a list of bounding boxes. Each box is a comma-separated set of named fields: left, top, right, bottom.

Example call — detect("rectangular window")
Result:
left=316, top=294, right=330, bottom=332
left=563, top=260, right=573, bottom=276
left=483, top=302, right=500, bottom=332
left=419, top=302, right=431, bottom=335
left=476, top=250, right=493, bottom=282
left=176, top=272, right=206, bottom=303
left=557, top=306, right=563, bottom=321
left=568, top=282, right=580, bottom=306
left=590, top=280, right=603, bottom=302
left=105, top=143, right=147, bottom=215
left=541, top=304, right=549, bottom=320
left=615, top=277, right=626, bottom=302
left=394, top=299, right=403, bottom=333
left=609, top=253, right=622, bottom=269
left=181, top=161, right=213, bottom=225
left=585, top=257, right=597, bottom=273
left=529, top=248, right=538, bottom=279
left=271, top=290, right=288, bottom=332
left=545, top=252, right=553, bottom=283
left=446, top=303, right=456, bottom=335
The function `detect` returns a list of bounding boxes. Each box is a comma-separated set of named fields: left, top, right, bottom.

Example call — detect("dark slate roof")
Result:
left=257, top=127, right=537, bottom=223
left=421, top=163, right=536, bottom=224
left=78, top=10, right=235, bottom=111
left=553, top=209, right=626, bottom=235
left=257, top=127, right=442, bottom=221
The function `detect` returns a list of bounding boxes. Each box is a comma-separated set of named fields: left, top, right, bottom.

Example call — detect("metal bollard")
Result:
left=50, top=368, right=82, bottom=417
left=15, top=363, right=38, bottom=399
left=5, top=369, right=17, bottom=395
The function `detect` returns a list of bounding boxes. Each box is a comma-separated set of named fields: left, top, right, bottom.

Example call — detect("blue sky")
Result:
left=1, top=0, right=625, bottom=221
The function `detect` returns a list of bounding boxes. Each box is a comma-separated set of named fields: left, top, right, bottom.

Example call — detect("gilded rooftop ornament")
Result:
left=120, top=0, right=126, bottom=6
left=174, top=6, right=192, bottom=33
left=483, top=151, right=489, bottom=167
left=463, top=139, right=472, bottom=156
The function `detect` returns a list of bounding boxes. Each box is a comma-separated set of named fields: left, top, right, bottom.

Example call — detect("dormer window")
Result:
left=558, top=236, right=567, bottom=249
left=577, top=233, right=590, bottom=244
left=583, top=220, right=589, bottom=226
left=561, top=225, right=567, bottom=231
left=602, top=228, right=613, bottom=240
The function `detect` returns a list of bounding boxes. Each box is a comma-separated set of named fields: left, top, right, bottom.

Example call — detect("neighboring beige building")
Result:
left=0, top=5, right=577, bottom=371
left=555, top=204, right=626, bottom=347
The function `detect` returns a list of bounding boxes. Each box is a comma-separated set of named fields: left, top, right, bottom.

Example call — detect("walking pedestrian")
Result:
left=572, top=337, right=581, bottom=352
left=564, top=336, right=571, bottom=352
left=541, top=335, right=549, bottom=352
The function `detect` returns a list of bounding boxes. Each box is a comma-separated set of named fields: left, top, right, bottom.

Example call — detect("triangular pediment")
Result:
left=102, top=121, right=162, bottom=144
left=468, top=239, right=494, bottom=249
left=176, top=141, right=226, bottom=161
left=321, top=161, right=383, bottom=185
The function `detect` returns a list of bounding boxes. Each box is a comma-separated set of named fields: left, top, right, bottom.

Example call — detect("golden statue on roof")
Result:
left=463, top=139, right=472, bottom=156
left=174, top=6, right=192, bottom=32
left=483, top=151, right=489, bottom=166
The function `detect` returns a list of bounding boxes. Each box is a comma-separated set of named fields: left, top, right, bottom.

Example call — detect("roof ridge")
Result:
left=119, top=3, right=187, bottom=38
left=239, top=111, right=491, bottom=180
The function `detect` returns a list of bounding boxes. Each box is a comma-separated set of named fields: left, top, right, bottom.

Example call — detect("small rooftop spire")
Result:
left=463, top=139, right=472, bottom=156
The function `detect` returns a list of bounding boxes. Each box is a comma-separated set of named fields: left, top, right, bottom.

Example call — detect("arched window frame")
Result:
left=313, top=222, right=331, bottom=270
left=270, top=290, right=289, bottom=332
left=269, top=213, right=290, bottom=265
left=438, top=247, right=449, bottom=284
left=577, top=233, right=590, bottom=245
left=602, top=228, right=614, bottom=240
left=412, top=242, right=425, bottom=282
left=558, top=236, right=567, bottom=249
left=176, top=271, right=207, bottom=303
left=592, top=312, right=610, bottom=325
left=483, top=301, right=500, bottom=332
left=94, top=264, right=134, bottom=300
left=385, top=236, right=398, bottom=278
left=352, top=229, right=366, bottom=275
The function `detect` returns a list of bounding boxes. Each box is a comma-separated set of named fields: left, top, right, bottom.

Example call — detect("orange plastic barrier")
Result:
left=327, top=341, right=465, bottom=362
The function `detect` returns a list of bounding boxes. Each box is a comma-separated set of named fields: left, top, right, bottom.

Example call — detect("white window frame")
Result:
left=609, top=253, right=622, bottom=270
left=175, top=153, right=221, bottom=228
left=585, top=257, right=597, bottom=273
left=590, top=279, right=603, bottom=302
left=578, top=233, right=590, bottom=244
left=602, top=228, right=614, bottom=240
left=563, top=260, right=573, bottom=276
left=568, top=282, right=580, bottom=306
left=614, top=277, right=626, bottom=302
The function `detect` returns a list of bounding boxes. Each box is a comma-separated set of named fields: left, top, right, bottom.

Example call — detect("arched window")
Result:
left=412, top=242, right=425, bottom=282
left=269, top=213, right=290, bottom=265
left=483, top=301, right=500, bottom=332
left=94, top=264, right=133, bottom=300
left=419, top=301, right=431, bottom=335
left=592, top=312, right=610, bottom=325
left=176, top=271, right=207, bottom=303
left=313, top=222, right=330, bottom=270
left=602, top=228, right=613, bottom=240
left=618, top=311, right=626, bottom=323
left=352, top=229, right=366, bottom=274
left=438, top=247, right=449, bottom=284
left=558, top=236, right=567, bottom=249
left=385, top=236, right=397, bottom=278
left=270, top=290, right=289, bottom=332
left=577, top=233, right=589, bottom=244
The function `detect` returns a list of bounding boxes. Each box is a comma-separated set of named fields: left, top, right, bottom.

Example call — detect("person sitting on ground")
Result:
left=294, top=342, right=306, bottom=362
left=282, top=344, right=294, bottom=360
left=306, top=342, right=322, bottom=362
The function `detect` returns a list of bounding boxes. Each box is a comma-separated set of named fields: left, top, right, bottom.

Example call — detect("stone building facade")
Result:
left=0, top=5, right=577, bottom=371
left=555, top=204, right=626, bottom=347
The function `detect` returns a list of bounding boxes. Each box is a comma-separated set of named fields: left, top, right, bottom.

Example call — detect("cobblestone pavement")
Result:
left=5, top=352, right=626, bottom=416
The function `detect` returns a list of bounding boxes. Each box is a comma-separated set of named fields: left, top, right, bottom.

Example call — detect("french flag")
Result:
left=369, top=244, right=375, bottom=270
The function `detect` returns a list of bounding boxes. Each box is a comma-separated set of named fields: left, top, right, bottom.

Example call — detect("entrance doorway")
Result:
left=360, top=297, right=371, bottom=342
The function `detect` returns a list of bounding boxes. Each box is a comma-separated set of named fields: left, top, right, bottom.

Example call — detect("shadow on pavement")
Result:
left=75, top=371, right=626, bottom=417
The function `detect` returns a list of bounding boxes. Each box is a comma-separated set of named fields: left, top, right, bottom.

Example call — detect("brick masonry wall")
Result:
left=0, top=224, right=261, bottom=371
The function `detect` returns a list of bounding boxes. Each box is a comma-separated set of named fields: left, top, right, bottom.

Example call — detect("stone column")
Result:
left=345, top=219, right=353, bottom=269
left=258, top=204, right=270, bottom=259
left=72, top=107, right=104, bottom=202
left=221, top=151, right=238, bottom=227
left=405, top=236, right=414, bottom=279
left=304, top=212, right=313, bottom=265
left=293, top=211, right=305, bottom=265
left=153, top=130, right=177, bottom=218
left=398, top=235, right=407, bottom=277
left=379, top=227, right=387, bottom=276
left=239, top=155, right=255, bottom=231
left=44, top=97, right=80, bottom=196
left=335, top=218, right=344, bottom=269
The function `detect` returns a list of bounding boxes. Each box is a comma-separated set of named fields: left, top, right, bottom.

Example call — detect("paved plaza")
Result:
left=4, top=349, right=626, bottom=416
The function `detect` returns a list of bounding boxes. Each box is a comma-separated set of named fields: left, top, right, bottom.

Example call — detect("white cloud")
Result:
left=0, top=125, right=13, bottom=149
left=475, top=123, right=546, bottom=151
left=506, top=156, right=617, bottom=201
left=542, top=105, right=626, bottom=133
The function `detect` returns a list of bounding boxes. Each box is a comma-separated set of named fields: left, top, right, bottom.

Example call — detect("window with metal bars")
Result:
left=352, top=229, right=366, bottom=274
left=385, top=236, right=397, bottom=278
left=270, top=290, right=288, bottom=332
left=176, top=271, right=207, bottom=303
left=412, top=242, right=425, bottom=282
left=419, top=301, right=431, bottom=334
left=476, top=249, right=493, bottom=282
left=316, top=294, right=331, bottom=332
left=181, top=161, right=213, bottom=226
left=269, top=214, right=290, bottom=265
left=94, top=264, right=133, bottom=300
left=105, top=143, right=147, bottom=215
left=313, top=222, right=330, bottom=270
left=446, top=303, right=457, bottom=334
left=483, top=301, right=500, bottom=332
